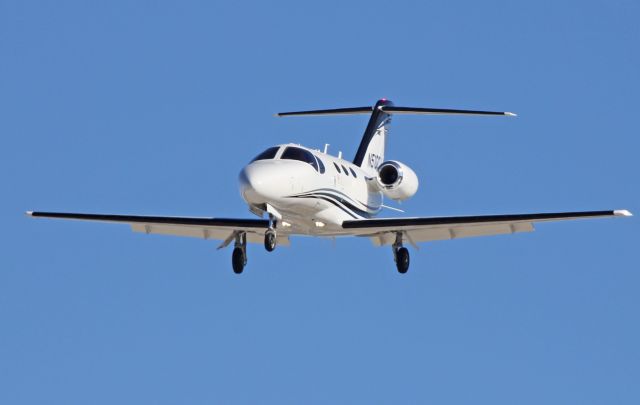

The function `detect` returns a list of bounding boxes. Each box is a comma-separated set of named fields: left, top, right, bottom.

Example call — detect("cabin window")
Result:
left=342, top=165, right=349, bottom=175
left=349, top=167, right=357, bottom=178
left=250, top=147, right=280, bottom=163
left=333, top=162, right=341, bottom=173
left=281, top=147, right=319, bottom=171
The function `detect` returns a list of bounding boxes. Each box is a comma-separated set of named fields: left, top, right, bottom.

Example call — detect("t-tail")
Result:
left=277, top=99, right=516, bottom=175
left=353, top=99, right=393, bottom=174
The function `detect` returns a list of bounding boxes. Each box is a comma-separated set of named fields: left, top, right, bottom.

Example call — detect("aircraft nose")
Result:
left=239, top=163, right=281, bottom=204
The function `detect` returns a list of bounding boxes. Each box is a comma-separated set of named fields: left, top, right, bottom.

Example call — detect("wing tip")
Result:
left=25, top=211, right=34, bottom=217
left=614, top=209, right=633, bottom=217
left=505, top=112, right=517, bottom=117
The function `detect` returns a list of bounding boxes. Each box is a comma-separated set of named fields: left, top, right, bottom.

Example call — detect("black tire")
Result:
left=232, top=247, right=245, bottom=274
left=264, top=231, right=276, bottom=252
left=396, top=247, right=410, bottom=274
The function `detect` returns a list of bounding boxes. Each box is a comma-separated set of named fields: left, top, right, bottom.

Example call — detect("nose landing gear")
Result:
left=264, top=229, right=277, bottom=252
left=392, top=233, right=410, bottom=274
left=264, top=214, right=277, bottom=252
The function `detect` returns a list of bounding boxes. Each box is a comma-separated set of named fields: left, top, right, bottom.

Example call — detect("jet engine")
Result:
left=376, top=160, right=419, bottom=201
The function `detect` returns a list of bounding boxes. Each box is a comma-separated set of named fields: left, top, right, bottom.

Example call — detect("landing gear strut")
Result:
left=392, top=232, right=410, bottom=274
left=264, top=214, right=277, bottom=252
left=232, top=232, right=247, bottom=274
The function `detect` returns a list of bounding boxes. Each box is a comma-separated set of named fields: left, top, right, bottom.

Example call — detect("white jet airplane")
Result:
left=28, top=99, right=632, bottom=274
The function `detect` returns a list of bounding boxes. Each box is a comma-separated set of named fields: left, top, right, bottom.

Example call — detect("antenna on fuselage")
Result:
left=323, top=144, right=330, bottom=154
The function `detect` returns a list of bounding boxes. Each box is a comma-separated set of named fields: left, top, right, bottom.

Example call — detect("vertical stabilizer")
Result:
left=352, top=99, right=393, bottom=175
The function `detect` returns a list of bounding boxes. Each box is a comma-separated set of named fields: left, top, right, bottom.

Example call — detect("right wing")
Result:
left=342, top=210, right=632, bottom=246
left=26, top=211, right=288, bottom=248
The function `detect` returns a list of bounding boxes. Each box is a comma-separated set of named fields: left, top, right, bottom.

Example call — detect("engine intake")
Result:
left=379, top=164, right=400, bottom=185
left=376, top=161, right=419, bottom=201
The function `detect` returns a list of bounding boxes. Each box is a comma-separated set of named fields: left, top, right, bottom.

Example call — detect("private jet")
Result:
left=27, top=99, right=632, bottom=274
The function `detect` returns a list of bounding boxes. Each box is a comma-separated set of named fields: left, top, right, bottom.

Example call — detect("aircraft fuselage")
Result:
left=239, top=143, right=382, bottom=235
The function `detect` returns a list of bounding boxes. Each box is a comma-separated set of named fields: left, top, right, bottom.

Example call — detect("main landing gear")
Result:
left=232, top=232, right=247, bottom=274
left=393, top=233, right=410, bottom=274
left=231, top=218, right=277, bottom=274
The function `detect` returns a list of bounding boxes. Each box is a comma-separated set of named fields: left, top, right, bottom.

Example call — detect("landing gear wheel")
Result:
left=264, top=230, right=277, bottom=252
left=232, top=247, right=245, bottom=274
left=395, top=247, right=410, bottom=274
left=232, top=232, right=247, bottom=274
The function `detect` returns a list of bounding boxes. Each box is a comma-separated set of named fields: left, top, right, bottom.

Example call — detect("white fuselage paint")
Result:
left=239, top=144, right=383, bottom=236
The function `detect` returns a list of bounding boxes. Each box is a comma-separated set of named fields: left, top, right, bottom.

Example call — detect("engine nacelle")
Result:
left=376, top=160, right=419, bottom=201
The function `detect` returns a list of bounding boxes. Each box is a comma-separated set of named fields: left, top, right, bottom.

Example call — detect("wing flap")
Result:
left=344, top=210, right=629, bottom=246
left=130, top=223, right=237, bottom=239
left=370, top=222, right=535, bottom=246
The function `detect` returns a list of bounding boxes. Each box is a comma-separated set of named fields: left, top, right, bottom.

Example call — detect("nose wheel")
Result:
left=264, top=214, right=277, bottom=252
left=393, top=233, right=410, bottom=274
left=264, top=229, right=277, bottom=252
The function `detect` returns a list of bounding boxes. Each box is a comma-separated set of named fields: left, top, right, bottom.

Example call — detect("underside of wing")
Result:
left=27, top=211, right=290, bottom=247
left=342, top=210, right=632, bottom=246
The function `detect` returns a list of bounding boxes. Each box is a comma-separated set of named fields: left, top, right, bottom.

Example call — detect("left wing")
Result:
left=342, top=210, right=632, bottom=246
left=26, top=211, right=289, bottom=247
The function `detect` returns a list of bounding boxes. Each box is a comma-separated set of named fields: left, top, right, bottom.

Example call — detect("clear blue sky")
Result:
left=2, top=1, right=638, bottom=404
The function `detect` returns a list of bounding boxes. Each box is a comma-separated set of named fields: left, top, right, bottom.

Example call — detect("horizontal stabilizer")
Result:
left=277, top=101, right=516, bottom=118
left=381, top=106, right=516, bottom=117
left=276, top=107, right=373, bottom=117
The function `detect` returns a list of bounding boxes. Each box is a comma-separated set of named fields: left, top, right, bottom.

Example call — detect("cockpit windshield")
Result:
left=281, top=147, right=319, bottom=171
left=250, top=146, right=280, bottom=163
